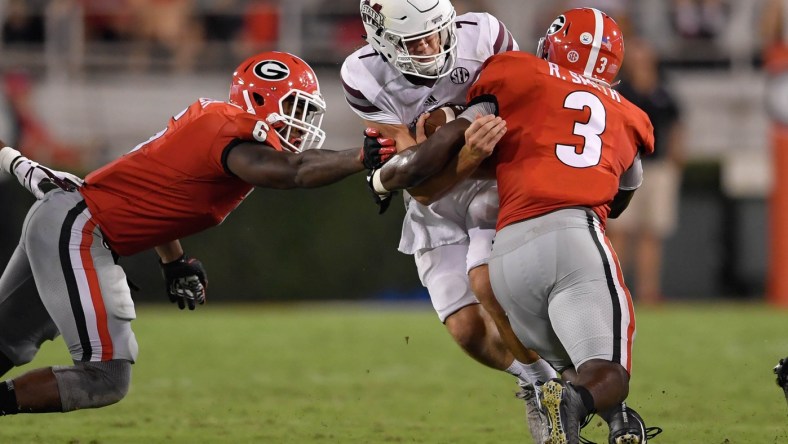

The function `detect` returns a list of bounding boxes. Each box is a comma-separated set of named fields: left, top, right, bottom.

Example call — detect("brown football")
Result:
left=423, top=104, right=466, bottom=137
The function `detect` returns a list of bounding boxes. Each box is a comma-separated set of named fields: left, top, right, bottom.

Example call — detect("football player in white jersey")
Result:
left=341, top=0, right=556, bottom=440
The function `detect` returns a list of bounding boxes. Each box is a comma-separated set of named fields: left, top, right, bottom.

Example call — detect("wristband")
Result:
left=371, top=169, right=389, bottom=194
left=0, top=147, right=23, bottom=174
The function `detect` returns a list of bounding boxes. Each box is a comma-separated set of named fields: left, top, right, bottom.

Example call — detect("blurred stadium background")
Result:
left=0, top=0, right=786, bottom=304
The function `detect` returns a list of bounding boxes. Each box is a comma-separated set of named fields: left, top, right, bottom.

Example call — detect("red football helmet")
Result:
left=229, top=51, right=326, bottom=152
left=537, top=8, right=624, bottom=86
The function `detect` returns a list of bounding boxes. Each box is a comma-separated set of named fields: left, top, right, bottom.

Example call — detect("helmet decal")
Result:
left=580, top=32, right=593, bottom=45
left=567, top=51, right=580, bottom=63
left=253, top=60, right=290, bottom=81
left=583, top=8, right=604, bottom=80
left=361, top=1, right=384, bottom=29
left=547, top=15, right=566, bottom=35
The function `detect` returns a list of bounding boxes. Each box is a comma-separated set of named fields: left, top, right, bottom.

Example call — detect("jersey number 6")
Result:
left=252, top=121, right=270, bottom=143
left=555, top=91, right=606, bottom=168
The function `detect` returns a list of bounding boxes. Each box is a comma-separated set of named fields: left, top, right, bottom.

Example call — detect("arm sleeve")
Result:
left=619, top=153, right=643, bottom=190
left=458, top=100, right=498, bottom=122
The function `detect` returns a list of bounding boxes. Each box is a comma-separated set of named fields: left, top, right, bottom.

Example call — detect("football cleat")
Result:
left=775, top=357, right=788, bottom=407
left=538, top=378, right=589, bottom=444
left=516, top=383, right=550, bottom=444
left=606, top=403, right=663, bottom=444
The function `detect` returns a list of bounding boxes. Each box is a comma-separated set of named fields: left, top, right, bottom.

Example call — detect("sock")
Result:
left=523, top=359, right=558, bottom=384
left=572, top=383, right=596, bottom=414
left=0, top=381, right=19, bottom=416
left=505, top=360, right=532, bottom=385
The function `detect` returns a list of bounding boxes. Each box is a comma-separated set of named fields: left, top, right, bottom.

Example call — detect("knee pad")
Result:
left=53, top=359, right=132, bottom=412
left=428, top=272, right=477, bottom=323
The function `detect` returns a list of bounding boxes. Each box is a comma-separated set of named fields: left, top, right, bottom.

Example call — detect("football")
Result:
left=422, top=104, right=466, bottom=137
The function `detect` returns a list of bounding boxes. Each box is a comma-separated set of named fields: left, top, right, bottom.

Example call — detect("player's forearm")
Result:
left=407, top=117, right=500, bottom=203
left=407, top=155, right=462, bottom=205
left=378, top=120, right=467, bottom=191
left=155, top=241, right=184, bottom=263
left=408, top=149, right=482, bottom=205
left=292, top=148, right=364, bottom=188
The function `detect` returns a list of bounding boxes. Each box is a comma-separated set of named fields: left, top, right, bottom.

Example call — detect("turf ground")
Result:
left=0, top=302, right=786, bottom=443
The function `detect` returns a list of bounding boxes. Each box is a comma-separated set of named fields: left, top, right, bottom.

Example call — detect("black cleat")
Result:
left=606, top=403, right=663, bottom=444
left=775, top=357, right=788, bottom=407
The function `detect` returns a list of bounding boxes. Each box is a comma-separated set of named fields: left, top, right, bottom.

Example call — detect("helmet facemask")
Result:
left=270, top=90, right=326, bottom=153
left=383, top=10, right=458, bottom=79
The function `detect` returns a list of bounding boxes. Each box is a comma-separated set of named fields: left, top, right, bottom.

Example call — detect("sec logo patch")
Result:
left=450, top=67, right=470, bottom=84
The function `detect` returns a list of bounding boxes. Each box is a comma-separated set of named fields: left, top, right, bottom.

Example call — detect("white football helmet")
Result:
left=360, top=0, right=458, bottom=79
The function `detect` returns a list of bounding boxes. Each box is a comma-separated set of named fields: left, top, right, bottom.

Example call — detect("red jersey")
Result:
left=79, top=99, right=282, bottom=256
left=467, top=52, right=654, bottom=230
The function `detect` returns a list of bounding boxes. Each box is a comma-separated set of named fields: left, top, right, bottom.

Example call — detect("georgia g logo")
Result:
left=253, top=60, right=290, bottom=81
left=547, top=15, right=566, bottom=35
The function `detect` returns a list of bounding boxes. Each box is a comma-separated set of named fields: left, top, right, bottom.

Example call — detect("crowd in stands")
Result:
left=0, top=0, right=751, bottom=73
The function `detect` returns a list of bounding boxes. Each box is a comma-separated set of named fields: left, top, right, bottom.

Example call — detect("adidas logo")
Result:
left=423, top=95, right=438, bottom=107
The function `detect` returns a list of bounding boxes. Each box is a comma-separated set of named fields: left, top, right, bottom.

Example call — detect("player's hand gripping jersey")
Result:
left=79, top=99, right=282, bottom=256
left=341, top=12, right=517, bottom=253
left=467, top=52, right=655, bottom=230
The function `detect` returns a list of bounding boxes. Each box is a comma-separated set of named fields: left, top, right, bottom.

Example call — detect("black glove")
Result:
left=775, top=357, right=788, bottom=406
left=366, top=170, right=397, bottom=215
left=160, top=254, right=208, bottom=310
left=359, top=128, right=396, bottom=169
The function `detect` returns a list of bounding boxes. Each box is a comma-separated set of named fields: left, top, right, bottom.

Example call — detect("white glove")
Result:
left=0, top=147, right=83, bottom=199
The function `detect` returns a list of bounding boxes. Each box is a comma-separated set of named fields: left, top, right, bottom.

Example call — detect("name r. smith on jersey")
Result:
left=546, top=61, right=622, bottom=103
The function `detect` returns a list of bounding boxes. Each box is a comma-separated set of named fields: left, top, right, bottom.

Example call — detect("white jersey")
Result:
left=341, top=12, right=518, bottom=253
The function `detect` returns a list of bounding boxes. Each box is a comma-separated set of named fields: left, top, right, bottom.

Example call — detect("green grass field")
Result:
left=0, top=302, right=786, bottom=443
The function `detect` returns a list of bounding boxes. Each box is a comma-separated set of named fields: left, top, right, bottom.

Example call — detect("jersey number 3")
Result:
left=556, top=91, right=606, bottom=168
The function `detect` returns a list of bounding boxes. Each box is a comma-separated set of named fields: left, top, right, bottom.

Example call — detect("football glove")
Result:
left=359, top=128, right=396, bottom=170
left=160, top=254, right=208, bottom=310
left=0, top=147, right=83, bottom=199
left=366, top=170, right=397, bottom=215
left=775, top=357, right=788, bottom=406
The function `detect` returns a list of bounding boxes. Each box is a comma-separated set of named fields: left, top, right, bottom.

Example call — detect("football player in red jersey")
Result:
left=366, top=8, right=663, bottom=444
left=0, top=51, right=394, bottom=416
